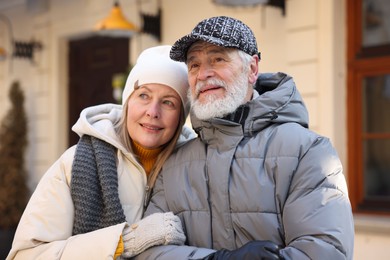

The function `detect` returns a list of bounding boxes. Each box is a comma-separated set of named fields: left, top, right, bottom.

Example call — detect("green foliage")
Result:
left=0, top=81, right=28, bottom=229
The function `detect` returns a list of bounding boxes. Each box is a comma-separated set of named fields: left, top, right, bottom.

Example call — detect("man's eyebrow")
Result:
left=187, top=55, right=196, bottom=63
left=187, top=48, right=227, bottom=62
left=206, top=48, right=226, bottom=55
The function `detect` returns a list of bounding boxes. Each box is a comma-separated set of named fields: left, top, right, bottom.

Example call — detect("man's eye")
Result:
left=188, top=63, right=199, bottom=70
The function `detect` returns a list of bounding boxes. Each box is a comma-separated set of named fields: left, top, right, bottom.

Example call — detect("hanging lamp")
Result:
left=213, top=0, right=286, bottom=15
left=94, top=1, right=138, bottom=37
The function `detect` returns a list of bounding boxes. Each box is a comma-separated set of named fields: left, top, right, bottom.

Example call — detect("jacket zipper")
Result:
left=144, top=185, right=151, bottom=208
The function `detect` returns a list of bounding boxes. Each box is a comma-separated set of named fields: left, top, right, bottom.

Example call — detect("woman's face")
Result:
left=126, top=83, right=182, bottom=149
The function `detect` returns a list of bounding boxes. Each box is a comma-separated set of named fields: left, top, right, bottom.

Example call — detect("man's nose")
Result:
left=197, top=63, right=214, bottom=81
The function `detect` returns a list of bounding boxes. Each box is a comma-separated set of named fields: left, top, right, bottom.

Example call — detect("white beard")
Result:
left=189, top=74, right=249, bottom=120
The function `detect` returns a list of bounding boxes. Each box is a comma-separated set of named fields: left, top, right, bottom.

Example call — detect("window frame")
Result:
left=347, top=0, right=390, bottom=214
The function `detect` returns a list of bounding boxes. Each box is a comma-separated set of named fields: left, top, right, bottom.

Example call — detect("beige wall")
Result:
left=0, top=0, right=389, bottom=258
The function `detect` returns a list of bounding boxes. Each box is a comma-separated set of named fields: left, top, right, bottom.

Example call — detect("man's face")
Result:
left=186, top=41, right=254, bottom=120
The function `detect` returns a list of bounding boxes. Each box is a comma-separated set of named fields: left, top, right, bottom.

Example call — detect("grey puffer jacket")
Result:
left=137, top=72, right=354, bottom=260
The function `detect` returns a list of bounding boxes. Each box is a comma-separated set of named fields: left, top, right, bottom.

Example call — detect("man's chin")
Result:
left=196, top=93, right=222, bottom=105
left=192, top=103, right=231, bottom=120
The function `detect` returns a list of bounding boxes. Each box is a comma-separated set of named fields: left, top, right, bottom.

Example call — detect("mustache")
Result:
left=195, top=78, right=227, bottom=96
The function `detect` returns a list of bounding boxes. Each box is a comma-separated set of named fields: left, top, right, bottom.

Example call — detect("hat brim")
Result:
left=170, top=34, right=241, bottom=62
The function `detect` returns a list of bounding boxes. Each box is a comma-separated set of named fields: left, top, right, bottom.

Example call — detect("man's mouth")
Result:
left=200, top=85, right=221, bottom=93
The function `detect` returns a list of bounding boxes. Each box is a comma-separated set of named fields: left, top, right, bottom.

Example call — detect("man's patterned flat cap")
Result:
left=170, top=16, right=259, bottom=62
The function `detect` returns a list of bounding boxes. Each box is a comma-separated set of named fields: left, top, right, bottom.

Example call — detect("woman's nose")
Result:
left=146, top=102, right=160, bottom=119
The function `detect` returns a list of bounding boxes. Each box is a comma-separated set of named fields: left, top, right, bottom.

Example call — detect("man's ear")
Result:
left=248, top=55, right=259, bottom=84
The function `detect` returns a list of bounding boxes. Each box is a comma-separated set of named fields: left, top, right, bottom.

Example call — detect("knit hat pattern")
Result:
left=170, top=16, right=259, bottom=62
left=122, top=45, right=190, bottom=118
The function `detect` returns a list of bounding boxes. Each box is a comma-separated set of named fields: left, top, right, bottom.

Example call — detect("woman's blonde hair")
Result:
left=115, top=95, right=186, bottom=190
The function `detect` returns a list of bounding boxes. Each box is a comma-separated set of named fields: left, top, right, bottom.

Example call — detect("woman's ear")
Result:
left=248, top=55, right=259, bottom=84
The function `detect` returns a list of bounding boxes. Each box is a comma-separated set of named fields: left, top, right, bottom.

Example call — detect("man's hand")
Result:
left=204, top=240, right=283, bottom=260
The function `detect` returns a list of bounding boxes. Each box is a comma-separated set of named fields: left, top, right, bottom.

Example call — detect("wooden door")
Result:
left=68, top=36, right=129, bottom=147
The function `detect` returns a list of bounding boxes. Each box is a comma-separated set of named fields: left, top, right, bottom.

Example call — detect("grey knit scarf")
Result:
left=70, top=134, right=126, bottom=235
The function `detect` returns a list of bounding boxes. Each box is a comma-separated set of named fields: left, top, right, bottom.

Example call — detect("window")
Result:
left=348, top=0, right=390, bottom=213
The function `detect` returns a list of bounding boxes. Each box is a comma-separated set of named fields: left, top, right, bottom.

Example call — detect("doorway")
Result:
left=68, top=36, right=129, bottom=147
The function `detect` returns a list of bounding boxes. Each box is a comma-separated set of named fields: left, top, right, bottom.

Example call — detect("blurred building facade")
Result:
left=0, top=0, right=389, bottom=258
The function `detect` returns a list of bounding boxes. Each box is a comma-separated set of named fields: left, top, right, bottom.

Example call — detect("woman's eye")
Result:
left=163, top=100, right=174, bottom=107
left=139, top=93, right=149, bottom=99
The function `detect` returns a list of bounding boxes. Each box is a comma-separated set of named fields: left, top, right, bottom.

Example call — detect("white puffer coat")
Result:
left=7, top=103, right=195, bottom=260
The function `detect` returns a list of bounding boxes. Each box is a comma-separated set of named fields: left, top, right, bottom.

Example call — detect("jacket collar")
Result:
left=191, top=72, right=309, bottom=141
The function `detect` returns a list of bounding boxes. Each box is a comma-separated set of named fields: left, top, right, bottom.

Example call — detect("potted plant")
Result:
left=0, top=81, right=29, bottom=259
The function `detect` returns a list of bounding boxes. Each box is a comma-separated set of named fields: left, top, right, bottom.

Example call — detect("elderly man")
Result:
left=136, top=16, right=354, bottom=260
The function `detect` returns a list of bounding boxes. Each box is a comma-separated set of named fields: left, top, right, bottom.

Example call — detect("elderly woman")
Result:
left=7, top=45, right=194, bottom=260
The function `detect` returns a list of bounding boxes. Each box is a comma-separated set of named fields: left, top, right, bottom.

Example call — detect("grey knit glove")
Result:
left=122, top=212, right=186, bottom=258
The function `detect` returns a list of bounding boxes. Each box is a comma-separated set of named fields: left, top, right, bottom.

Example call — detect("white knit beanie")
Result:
left=122, top=45, right=190, bottom=118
